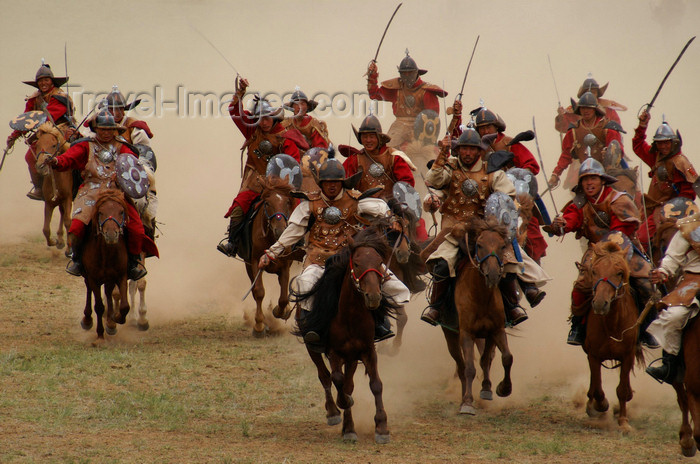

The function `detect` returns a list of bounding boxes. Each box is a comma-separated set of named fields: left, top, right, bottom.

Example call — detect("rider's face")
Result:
left=477, top=124, right=497, bottom=136
left=293, top=100, right=308, bottom=117
left=259, top=116, right=275, bottom=132
left=361, top=133, right=379, bottom=152
left=95, top=128, right=116, bottom=143
left=399, top=70, right=418, bottom=88
left=580, top=107, right=596, bottom=121
left=37, top=77, right=53, bottom=94
left=656, top=140, right=673, bottom=156
left=109, top=107, right=125, bottom=123
left=456, top=145, right=481, bottom=167
left=581, top=175, right=603, bottom=198
left=321, top=180, right=342, bottom=199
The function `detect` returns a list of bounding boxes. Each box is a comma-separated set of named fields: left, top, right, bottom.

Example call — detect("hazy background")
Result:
left=1, top=0, right=699, bottom=412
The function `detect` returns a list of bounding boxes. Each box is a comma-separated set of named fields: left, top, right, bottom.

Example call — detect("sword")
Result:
left=188, top=20, right=240, bottom=76
left=532, top=116, right=560, bottom=221
left=646, top=36, right=695, bottom=110
left=241, top=268, right=263, bottom=302
left=456, top=35, right=480, bottom=101
left=0, top=144, right=12, bottom=171
left=372, top=3, right=403, bottom=63
left=547, top=54, right=564, bottom=146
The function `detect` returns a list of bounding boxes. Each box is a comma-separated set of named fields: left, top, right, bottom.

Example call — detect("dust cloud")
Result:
left=1, top=0, right=697, bottom=417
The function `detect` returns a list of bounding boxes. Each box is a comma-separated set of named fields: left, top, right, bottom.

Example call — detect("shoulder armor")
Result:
left=604, top=120, right=626, bottom=134
left=357, top=187, right=382, bottom=200
left=567, top=122, right=577, bottom=131
left=573, top=191, right=587, bottom=209
left=506, top=130, right=535, bottom=146
left=380, top=78, right=402, bottom=90
left=419, top=82, right=448, bottom=97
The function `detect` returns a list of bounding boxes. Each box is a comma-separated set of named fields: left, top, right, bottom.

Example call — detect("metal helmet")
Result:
left=474, top=107, right=506, bottom=132
left=397, top=49, right=427, bottom=75
left=94, top=109, right=121, bottom=130
left=286, top=87, right=318, bottom=112
left=317, top=158, right=346, bottom=182
left=577, top=74, right=608, bottom=98
left=106, top=85, right=127, bottom=109
left=249, top=95, right=283, bottom=121
left=454, top=128, right=482, bottom=148
left=652, top=122, right=678, bottom=142
left=573, top=92, right=605, bottom=117
left=352, top=114, right=391, bottom=145
left=577, top=158, right=618, bottom=185
left=23, top=60, right=68, bottom=89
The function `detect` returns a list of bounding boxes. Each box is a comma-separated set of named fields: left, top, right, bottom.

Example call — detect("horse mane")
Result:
left=260, top=175, right=294, bottom=199
left=451, top=216, right=509, bottom=252
left=592, top=241, right=630, bottom=281
left=37, top=122, right=69, bottom=152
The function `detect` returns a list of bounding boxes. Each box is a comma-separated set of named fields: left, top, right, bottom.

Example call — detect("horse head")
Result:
left=93, top=189, right=128, bottom=246
left=590, top=241, right=630, bottom=315
left=456, top=217, right=508, bottom=288
left=386, top=197, right=418, bottom=265
left=34, top=122, right=69, bottom=176
left=260, top=176, right=294, bottom=240
left=349, top=226, right=391, bottom=309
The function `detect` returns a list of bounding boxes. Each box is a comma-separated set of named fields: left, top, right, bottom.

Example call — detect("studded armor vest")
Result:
left=439, top=158, right=493, bottom=229
left=72, top=140, right=124, bottom=224
left=357, top=147, right=396, bottom=198
left=570, top=118, right=609, bottom=163
left=305, top=190, right=361, bottom=267
left=577, top=190, right=629, bottom=243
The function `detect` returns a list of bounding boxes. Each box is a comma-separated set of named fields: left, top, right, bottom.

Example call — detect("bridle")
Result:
left=349, top=248, right=389, bottom=297
left=592, top=276, right=627, bottom=302
left=261, top=193, right=289, bottom=238
left=97, top=210, right=126, bottom=238
left=465, top=231, right=504, bottom=278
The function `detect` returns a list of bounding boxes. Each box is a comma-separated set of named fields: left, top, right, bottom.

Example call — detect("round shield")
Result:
left=603, top=139, right=622, bottom=169
left=323, top=206, right=342, bottom=225
left=506, top=167, right=538, bottom=197
left=116, top=153, right=150, bottom=199
left=413, top=110, right=441, bottom=146
left=301, top=147, right=330, bottom=177
left=392, top=181, right=422, bottom=220
left=485, top=191, right=518, bottom=240
left=368, top=162, right=385, bottom=178
left=600, top=230, right=634, bottom=261
left=10, top=111, right=48, bottom=132
left=266, top=154, right=302, bottom=189
left=461, top=178, right=479, bottom=197
left=133, top=144, right=157, bottom=172
left=659, top=197, right=699, bottom=222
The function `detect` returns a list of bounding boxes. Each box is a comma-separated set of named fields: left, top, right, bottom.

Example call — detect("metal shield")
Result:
left=506, top=167, right=538, bottom=197
left=603, top=139, right=622, bottom=169
left=116, top=153, right=150, bottom=199
left=660, top=197, right=699, bottom=222
left=485, top=191, right=518, bottom=240
left=392, top=181, right=422, bottom=220
left=413, top=110, right=441, bottom=146
left=301, top=147, right=330, bottom=177
left=133, top=144, right=157, bottom=172
left=10, top=111, right=48, bottom=131
left=266, top=154, right=302, bottom=189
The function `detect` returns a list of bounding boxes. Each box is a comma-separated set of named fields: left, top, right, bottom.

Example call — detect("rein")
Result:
left=465, top=231, right=504, bottom=278
left=260, top=194, right=289, bottom=239
left=592, top=276, right=627, bottom=302
left=98, top=214, right=126, bottom=236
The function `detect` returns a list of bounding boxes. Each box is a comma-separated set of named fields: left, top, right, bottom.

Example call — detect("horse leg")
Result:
left=688, top=390, right=700, bottom=454
left=136, top=278, right=149, bottom=331
left=479, top=337, right=495, bottom=400
left=115, top=276, right=130, bottom=324
left=330, top=355, right=352, bottom=410
left=81, top=284, right=93, bottom=330
left=586, top=355, right=609, bottom=417
left=459, top=333, right=477, bottom=415
left=55, top=200, right=66, bottom=249
left=673, top=382, right=696, bottom=457
left=251, top=267, right=268, bottom=337
left=362, top=349, right=389, bottom=444
left=442, top=328, right=467, bottom=405
left=104, top=282, right=118, bottom=336
left=42, top=202, right=56, bottom=247
left=61, top=200, right=72, bottom=257
left=93, top=286, right=106, bottom=343
left=493, top=330, right=513, bottom=398
left=615, top=354, right=634, bottom=433
left=386, top=305, right=407, bottom=357
left=307, top=348, right=341, bottom=426
left=272, top=267, right=292, bottom=320
left=340, top=360, right=358, bottom=442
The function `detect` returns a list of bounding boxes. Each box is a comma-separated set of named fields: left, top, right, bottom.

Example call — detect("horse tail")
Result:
left=635, top=344, right=646, bottom=370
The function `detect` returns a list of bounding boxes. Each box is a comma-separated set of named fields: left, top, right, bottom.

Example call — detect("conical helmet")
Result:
left=352, top=114, right=391, bottom=145
left=23, top=59, right=68, bottom=89
left=577, top=73, right=608, bottom=98
left=455, top=128, right=482, bottom=148
left=397, top=49, right=427, bottom=75
left=573, top=92, right=605, bottom=117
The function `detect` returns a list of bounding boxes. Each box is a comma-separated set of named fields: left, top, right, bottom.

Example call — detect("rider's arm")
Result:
left=559, top=202, right=583, bottom=233
left=552, top=130, right=574, bottom=177
left=491, top=170, right=516, bottom=197
left=425, top=159, right=451, bottom=188
left=266, top=201, right=311, bottom=259
left=357, top=197, right=391, bottom=218
left=52, top=141, right=89, bottom=171
left=659, top=232, right=692, bottom=278
left=631, top=124, right=655, bottom=168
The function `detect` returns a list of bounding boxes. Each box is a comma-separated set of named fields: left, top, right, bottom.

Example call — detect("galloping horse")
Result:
left=246, top=176, right=297, bottom=337
left=295, top=225, right=396, bottom=443
left=33, top=122, right=73, bottom=256
left=583, top=240, right=643, bottom=432
left=80, top=189, right=130, bottom=343
left=444, top=217, right=513, bottom=415
left=673, top=315, right=700, bottom=457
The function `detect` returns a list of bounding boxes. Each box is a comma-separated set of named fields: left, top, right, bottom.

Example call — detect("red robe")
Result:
left=560, top=186, right=637, bottom=238
left=368, top=78, right=442, bottom=115
left=553, top=118, right=622, bottom=177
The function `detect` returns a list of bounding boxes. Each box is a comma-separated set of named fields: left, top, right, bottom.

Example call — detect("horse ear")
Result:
left=575, top=261, right=583, bottom=271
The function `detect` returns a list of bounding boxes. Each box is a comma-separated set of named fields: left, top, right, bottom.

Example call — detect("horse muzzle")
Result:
left=591, top=298, right=611, bottom=316
left=102, top=229, right=121, bottom=245
left=363, top=291, right=382, bottom=309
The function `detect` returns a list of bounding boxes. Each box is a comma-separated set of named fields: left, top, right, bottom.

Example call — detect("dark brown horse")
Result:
left=246, top=176, right=297, bottom=337
left=444, top=217, right=513, bottom=415
left=673, top=315, right=700, bottom=456
left=584, top=240, right=644, bottom=432
left=80, top=189, right=130, bottom=344
left=33, top=122, right=73, bottom=256
left=295, top=225, right=396, bottom=443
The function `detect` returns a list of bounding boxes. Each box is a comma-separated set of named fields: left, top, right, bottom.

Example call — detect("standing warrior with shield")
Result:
left=367, top=50, right=447, bottom=150
left=6, top=61, right=76, bottom=200
left=281, top=88, right=330, bottom=150
left=46, top=110, right=157, bottom=280
left=217, top=77, right=308, bottom=258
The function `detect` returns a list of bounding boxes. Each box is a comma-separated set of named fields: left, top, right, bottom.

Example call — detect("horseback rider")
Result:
left=281, top=88, right=330, bottom=150
left=46, top=109, right=157, bottom=280
left=422, top=129, right=550, bottom=327
left=544, top=158, right=657, bottom=347
left=367, top=50, right=447, bottom=150
left=632, top=111, right=698, bottom=252
left=217, top=77, right=308, bottom=257
left=257, top=156, right=410, bottom=351
left=6, top=61, right=76, bottom=200
left=84, top=85, right=154, bottom=146
left=549, top=92, right=624, bottom=189
left=647, top=213, right=700, bottom=383
left=555, top=75, right=626, bottom=134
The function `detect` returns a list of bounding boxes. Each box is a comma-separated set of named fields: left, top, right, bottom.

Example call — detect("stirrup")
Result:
left=128, top=264, right=147, bottom=281
left=420, top=308, right=440, bottom=326
left=216, top=240, right=236, bottom=257
left=27, top=188, right=43, bottom=201
left=65, top=260, right=82, bottom=277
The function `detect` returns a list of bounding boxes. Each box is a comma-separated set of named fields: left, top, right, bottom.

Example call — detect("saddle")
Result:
left=232, top=198, right=263, bottom=262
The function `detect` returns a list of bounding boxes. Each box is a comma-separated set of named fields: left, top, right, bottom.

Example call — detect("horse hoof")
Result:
left=91, top=337, right=105, bottom=347
left=252, top=327, right=268, bottom=338
left=56, top=241, right=65, bottom=250
left=105, top=325, right=117, bottom=336
left=48, top=239, right=56, bottom=247
left=496, top=381, right=512, bottom=398
left=480, top=390, right=493, bottom=401
left=342, top=432, right=358, bottom=443
left=81, top=318, right=93, bottom=330
left=272, top=305, right=292, bottom=320
left=618, top=420, right=632, bottom=435
left=459, top=404, right=477, bottom=415
left=65, top=248, right=72, bottom=258
left=327, top=415, right=342, bottom=426
left=375, top=433, right=390, bottom=444
left=138, top=321, right=150, bottom=331
left=585, top=399, right=608, bottom=418
left=681, top=444, right=697, bottom=458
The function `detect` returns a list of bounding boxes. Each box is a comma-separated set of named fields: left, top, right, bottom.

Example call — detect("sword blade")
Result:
left=648, top=36, right=695, bottom=109
left=532, top=116, right=559, bottom=213
left=241, top=268, right=263, bottom=302
left=458, top=35, right=480, bottom=100
left=373, top=3, right=403, bottom=62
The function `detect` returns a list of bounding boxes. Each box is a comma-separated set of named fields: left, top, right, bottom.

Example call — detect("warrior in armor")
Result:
left=549, top=92, right=624, bottom=189
left=46, top=110, right=157, bottom=280
left=6, top=61, right=76, bottom=200
left=281, top=88, right=330, bottom=150
left=555, top=75, right=626, bottom=134
left=646, top=213, right=700, bottom=383
left=367, top=50, right=447, bottom=150
left=217, top=77, right=308, bottom=257
left=257, top=156, right=410, bottom=351
left=84, top=85, right=154, bottom=146
left=422, top=129, right=550, bottom=327
left=632, top=111, right=698, bottom=251
left=545, top=159, right=657, bottom=347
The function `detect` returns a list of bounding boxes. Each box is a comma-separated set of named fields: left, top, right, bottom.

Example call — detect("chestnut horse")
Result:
left=673, top=315, right=700, bottom=457
left=246, top=176, right=297, bottom=337
left=584, top=240, right=644, bottom=432
left=444, top=217, right=513, bottom=415
left=33, top=122, right=73, bottom=257
left=80, top=189, right=130, bottom=343
left=294, top=225, right=396, bottom=443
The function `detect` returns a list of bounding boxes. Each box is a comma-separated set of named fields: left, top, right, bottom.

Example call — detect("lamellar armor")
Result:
left=305, top=190, right=361, bottom=267
left=439, top=158, right=495, bottom=228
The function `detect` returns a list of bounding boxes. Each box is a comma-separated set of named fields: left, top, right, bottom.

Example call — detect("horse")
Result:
left=80, top=189, right=131, bottom=343
left=33, top=122, right=73, bottom=257
left=673, top=315, right=700, bottom=456
left=583, top=240, right=644, bottom=432
left=245, top=176, right=297, bottom=337
left=294, top=225, right=397, bottom=443
left=443, top=216, right=513, bottom=415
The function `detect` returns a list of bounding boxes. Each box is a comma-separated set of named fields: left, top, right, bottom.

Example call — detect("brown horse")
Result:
left=444, top=217, right=513, bottom=415
left=246, top=176, right=297, bottom=337
left=33, top=122, right=73, bottom=256
left=80, top=189, right=130, bottom=343
left=294, top=225, right=396, bottom=443
left=673, top=315, right=700, bottom=456
left=584, top=240, right=644, bottom=432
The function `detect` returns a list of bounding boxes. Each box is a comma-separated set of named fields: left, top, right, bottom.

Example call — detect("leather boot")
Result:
left=646, top=351, right=680, bottom=384
left=518, top=278, right=546, bottom=308
left=128, top=254, right=147, bottom=281
left=217, top=208, right=244, bottom=257
left=421, top=259, right=450, bottom=326
left=634, top=278, right=660, bottom=349
left=500, top=274, right=528, bottom=327
left=27, top=171, right=43, bottom=201
left=567, top=315, right=586, bottom=346
left=65, top=232, right=83, bottom=276
left=374, top=313, right=395, bottom=342
left=298, top=309, right=325, bottom=353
